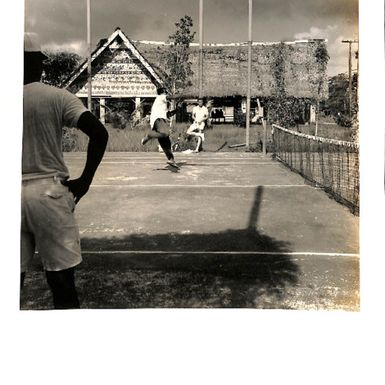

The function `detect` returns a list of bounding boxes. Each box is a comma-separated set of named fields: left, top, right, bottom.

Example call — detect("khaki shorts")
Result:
left=21, top=176, right=82, bottom=272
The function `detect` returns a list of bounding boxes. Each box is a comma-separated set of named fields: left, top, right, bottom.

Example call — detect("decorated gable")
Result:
left=65, top=28, right=163, bottom=98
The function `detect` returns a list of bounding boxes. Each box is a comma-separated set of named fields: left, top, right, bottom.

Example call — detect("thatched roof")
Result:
left=64, top=28, right=328, bottom=100
left=133, top=39, right=329, bottom=100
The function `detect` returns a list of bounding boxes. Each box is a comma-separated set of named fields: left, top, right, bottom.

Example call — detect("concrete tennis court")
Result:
left=20, top=152, right=359, bottom=310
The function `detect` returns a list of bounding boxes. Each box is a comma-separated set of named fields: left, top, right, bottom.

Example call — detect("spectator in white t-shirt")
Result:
left=187, top=97, right=208, bottom=152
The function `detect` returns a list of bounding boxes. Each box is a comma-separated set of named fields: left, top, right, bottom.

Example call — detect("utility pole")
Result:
left=87, top=0, right=92, bottom=111
left=341, top=39, right=358, bottom=119
left=198, top=0, right=203, bottom=98
left=246, top=0, right=252, bottom=149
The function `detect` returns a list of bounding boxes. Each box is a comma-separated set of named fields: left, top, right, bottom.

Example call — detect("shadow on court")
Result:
left=153, top=160, right=196, bottom=172
left=20, top=185, right=304, bottom=309
left=20, top=228, right=300, bottom=309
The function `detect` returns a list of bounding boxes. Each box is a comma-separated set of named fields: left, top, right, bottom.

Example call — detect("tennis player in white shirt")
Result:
left=141, top=87, right=180, bottom=169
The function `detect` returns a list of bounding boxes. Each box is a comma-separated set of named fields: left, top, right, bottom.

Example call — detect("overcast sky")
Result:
left=25, top=0, right=358, bottom=76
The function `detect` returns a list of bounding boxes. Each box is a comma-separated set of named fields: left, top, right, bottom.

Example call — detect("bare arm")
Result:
left=203, top=111, right=208, bottom=120
left=166, top=109, right=177, bottom=119
left=62, top=111, right=108, bottom=203
left=166, top=100, right=182, bottom=119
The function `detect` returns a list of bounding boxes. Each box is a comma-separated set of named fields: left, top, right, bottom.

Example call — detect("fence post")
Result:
left=262, top=118, right=267, bottom=155
left=99, top=98, right=105, bottom=124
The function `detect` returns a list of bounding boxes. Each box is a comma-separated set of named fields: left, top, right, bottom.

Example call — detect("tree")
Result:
left=326, top=74, right=349, bottom=116
left=42, top=51, right=82, bottom=87
left=266, top=43, right=308, bottom=128
left=164, top=15, right=195, bottom=95
left=312, top=43, right=329, bottom=134
left=266, top=43, right=293, bottom=127
left=324, top=73, right=358, bottom=127
left=266, top=42, right=329, bottom=130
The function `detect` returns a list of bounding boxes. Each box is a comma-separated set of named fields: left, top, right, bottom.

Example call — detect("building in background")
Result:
left=64, top=28, right=164, bottom=125
left=64, top=27, right=328, bottom=126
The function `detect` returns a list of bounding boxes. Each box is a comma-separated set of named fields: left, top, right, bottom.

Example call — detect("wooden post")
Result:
left=87, top=0, right=92, bottom=111
left=342, top=39, right=358, bottom=119
left=310, top=105, right=316, bottom=123
left=346, top=42, right=353, bottom=120
left=199, top=0, right=203, bottom=98
left=99, top=98, right=105, bottom=124
left=135, top=97, right=141, bottom=119
left=262, top=118, right=267, bottom=156
left=246, top=0, right=252, bottom=149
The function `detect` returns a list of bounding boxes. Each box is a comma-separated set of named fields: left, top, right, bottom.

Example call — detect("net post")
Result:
left=245, top=0, right=252, bottom=149
left=198, top=0, right=203, bottom=98
left=87, top=0, right=92, bottom=111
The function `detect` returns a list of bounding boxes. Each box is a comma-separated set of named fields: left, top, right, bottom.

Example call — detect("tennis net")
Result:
left=271, top=124, right=359, bottom=215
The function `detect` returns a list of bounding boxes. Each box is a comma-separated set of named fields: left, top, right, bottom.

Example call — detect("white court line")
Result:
left=90, top=184, right=311, bottom=188
left=70, top=160, right=273, bottom=164
left=66, top=157, right=269, bottom=161
left=81, top=250, right=359, bottom=258
left=99, top=161, right=278, bottom=165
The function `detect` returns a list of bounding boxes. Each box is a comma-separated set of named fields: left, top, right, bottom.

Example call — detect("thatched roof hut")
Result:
left=64, top=28, right=328, bottom=101
left=62, top=28, right=328, bottom=126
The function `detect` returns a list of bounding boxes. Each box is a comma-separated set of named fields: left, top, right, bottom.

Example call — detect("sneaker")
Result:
left=141, top=135, right=150, bottom=145
left=167, top=160, right=180, bottom=169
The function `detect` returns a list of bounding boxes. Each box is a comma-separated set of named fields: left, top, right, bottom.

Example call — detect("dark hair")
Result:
left=157, top=87, right=166, bottom=95
left=198, top=97, right=206, bottom=104
left=24, top=52, right=44, bottom=84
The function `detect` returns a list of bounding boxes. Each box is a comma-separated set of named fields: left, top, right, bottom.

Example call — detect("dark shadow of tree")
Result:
left=20, top=186, right=301, bottom=309
left=20, top=229, right=299, bottom=309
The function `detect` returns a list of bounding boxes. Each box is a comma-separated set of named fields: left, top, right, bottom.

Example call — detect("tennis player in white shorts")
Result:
left=187, top=97, right=208, bottom=152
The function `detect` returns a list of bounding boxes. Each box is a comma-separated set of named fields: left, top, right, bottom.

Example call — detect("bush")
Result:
left=171, top=131, right=198, bottom=152
left=170, top=124, right=198, bottom=151
left=334, top=113, right=352, bottom=128
left=106, top=111, right=128, bottom=129
left=62, top=127, right=78, bottom=152
left=266, top=97, right=310, bottom=128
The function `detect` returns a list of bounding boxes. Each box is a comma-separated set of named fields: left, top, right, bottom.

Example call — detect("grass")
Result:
left=295, top=123, right=353, bottom=142
left=65, top=125, right=159, bottom=152
left=64, top=120, right=355, bottom=152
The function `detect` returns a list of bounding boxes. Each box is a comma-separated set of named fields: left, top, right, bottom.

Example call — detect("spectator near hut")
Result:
left=186, top=97, right=209, bottom=152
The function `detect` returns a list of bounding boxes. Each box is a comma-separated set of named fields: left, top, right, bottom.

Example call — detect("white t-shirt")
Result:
left=150, top=94, right=169, bottom=129
left=192, top=105, right=209, bottom=123
left=23, top=82, right=88, bottom=180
